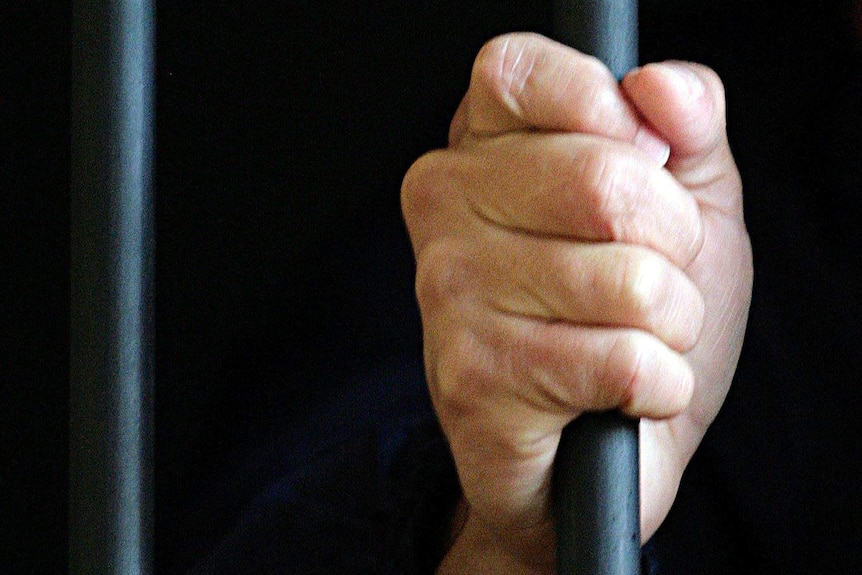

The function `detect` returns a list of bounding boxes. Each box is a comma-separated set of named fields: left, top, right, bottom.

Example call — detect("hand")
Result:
left=401, top=33, right=753, bottom=574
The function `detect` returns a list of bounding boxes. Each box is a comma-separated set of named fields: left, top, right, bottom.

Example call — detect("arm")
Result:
left=401, top=33, right=752, bottom=574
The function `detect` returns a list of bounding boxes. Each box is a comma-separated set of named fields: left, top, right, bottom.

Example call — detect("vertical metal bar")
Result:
left=70, top=1, right=155, bottom=573
left=553, top=0, right=638, bottom=79
left=552, top=1, right=641, bottom=574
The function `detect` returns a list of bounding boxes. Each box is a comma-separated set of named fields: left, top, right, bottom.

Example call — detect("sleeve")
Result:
left=381, top=420, right=462, bottom=575
left=186, top=358, right=463, bottom=575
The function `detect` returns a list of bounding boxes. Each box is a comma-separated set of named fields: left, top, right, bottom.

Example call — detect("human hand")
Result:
left=401, top=33, right=752, bottom=574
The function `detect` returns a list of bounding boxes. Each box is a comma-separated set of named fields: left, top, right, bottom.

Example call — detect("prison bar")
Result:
left=552, top=1, right=642, bottom=574
left=70, top=1, right=155, bottom=573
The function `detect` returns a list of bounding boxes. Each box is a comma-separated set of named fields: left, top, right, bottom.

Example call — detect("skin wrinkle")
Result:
left=684, top=156, right=743, bottom=219
left=473, top=34, right=641, bottom=139
left=579, top=147, right=619, bottom=239
left=456, top=426, right=550, bottom=519
left=506, top=319, right=588, bottom=416
left=504, top=234, right=573, bottom=322
left=458, top=442, right=556, bottom=543
left=460, top=133, right=699, bottom=259
left=582, top=79, right=624, bottom=136
left=575, top=146, right=679, bottom=256
left=469, top=512, right=557, bottom=573
left=497, top=36, right=521, bottom=118
left=492, top=243, right=686, bottom=346
left=494, top=315, right=561, bottom=416
left=511, top=262, right=559, bottom=321
left=690, top=262, right=749, bottom=424
left=485, top=236, right=702, bottom=354
left=496, top=305, right=690, bottom=422
left=607, top=333, right=646, bottom=413
left=506, top=39, right=538, bottom=120
left=498, top=35, right=542, bottom=128
left=457, top=192, right=563, bottom=324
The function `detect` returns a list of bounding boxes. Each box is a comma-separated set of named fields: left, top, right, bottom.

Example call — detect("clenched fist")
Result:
left=401, top=33, right=752, bottom=574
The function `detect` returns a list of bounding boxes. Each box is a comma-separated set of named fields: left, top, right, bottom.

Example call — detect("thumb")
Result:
left=622, top=62, right=742, bottom=215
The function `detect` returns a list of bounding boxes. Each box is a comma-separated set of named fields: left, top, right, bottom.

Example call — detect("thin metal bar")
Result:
left=70, top=1, right=155, bottom=573
left=552, top=1, right=641, bottom=574
left=554, top=0, right=638, bottom=79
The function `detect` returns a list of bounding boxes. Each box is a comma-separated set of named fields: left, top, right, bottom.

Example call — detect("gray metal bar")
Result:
left=554, top=0, right=638, bottom=79
left=552, top=1, right=641, bottom=574
left=70, top=1, right=155, bottom=573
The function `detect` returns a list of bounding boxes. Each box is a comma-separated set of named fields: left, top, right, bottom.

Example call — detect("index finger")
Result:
left=459, top=33, right=644, bottom=142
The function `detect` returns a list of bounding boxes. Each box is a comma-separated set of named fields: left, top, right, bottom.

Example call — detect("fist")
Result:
left=401, top=33, right=752, bottom=573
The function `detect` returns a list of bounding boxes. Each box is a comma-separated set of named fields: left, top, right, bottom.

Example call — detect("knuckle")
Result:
left=616, top=250, right=666, bottom=323
left=473, top=33, right=543, bottom=116
left=600, top=333, right=650, bottom=410
left=400, top=150, right=446, bottom=230
left=414, top=240, right=472, bottom=313
left=579, top=53, right=613, bottom=82
left=665, top=281, right=705, bottom=352
left=608, top=249, right=706, bottom=351
left=433, top=330, right=490, bottom=418
left=508, top=327, right=558, bottom=395
left=577, top=72, right=623, bottom=130
left=573, top=147, right=630, bottom=239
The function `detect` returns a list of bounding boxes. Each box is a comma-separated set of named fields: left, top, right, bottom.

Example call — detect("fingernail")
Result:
left=634, top=125, right=671, bottom=166
left=661, top=62, right=704, bottom=102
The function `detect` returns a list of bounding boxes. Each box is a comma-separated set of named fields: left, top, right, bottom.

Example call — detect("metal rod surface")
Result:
left=70, top=1, right=155, bottom=573
left=552, top=1, right=641, bottom=574
left=554, top=0, right=638, bottom=79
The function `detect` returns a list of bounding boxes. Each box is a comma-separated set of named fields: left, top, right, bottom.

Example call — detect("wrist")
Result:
left=436, top=502, right=555, bottom=575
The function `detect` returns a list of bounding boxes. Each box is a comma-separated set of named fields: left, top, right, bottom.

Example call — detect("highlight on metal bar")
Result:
left=70, top=1, right=155, bottom=573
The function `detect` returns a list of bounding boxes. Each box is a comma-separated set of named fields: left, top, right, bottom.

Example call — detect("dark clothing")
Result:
left=185, top=359, right=457, bottom=575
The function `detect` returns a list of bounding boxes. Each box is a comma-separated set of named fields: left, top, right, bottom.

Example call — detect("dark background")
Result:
left=2, top=0, right=859, bottom=573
